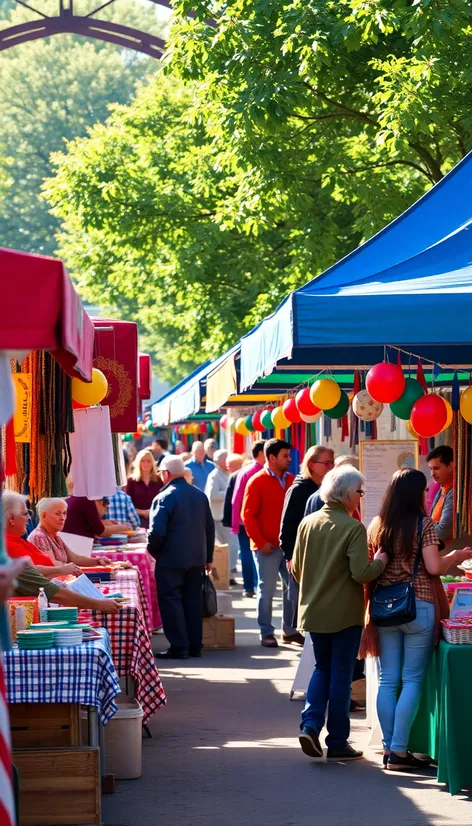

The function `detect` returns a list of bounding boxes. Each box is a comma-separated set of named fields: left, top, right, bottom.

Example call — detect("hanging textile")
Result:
left=93, top=319, right=138, bottom=434
left=4, top=352, right=74, bottom=502
left=69, top=407, right=117, bottom=499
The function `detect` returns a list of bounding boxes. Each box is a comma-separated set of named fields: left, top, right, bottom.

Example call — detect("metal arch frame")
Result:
left=0, top=0, right=168, bottom=56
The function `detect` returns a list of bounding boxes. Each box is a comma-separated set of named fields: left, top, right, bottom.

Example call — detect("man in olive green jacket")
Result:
left=292, top=466, right=386, bottom=762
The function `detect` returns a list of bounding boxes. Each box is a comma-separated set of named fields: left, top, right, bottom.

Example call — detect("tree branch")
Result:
left=302, top=81, right=378, bottom=127
left=407, top=142, right=443, bottom=183
left=337, top=158, right=431, bottom=178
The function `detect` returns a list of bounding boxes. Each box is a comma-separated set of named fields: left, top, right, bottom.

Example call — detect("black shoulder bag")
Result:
left=201, top=571, right=218, bottom=618
left=371, top=517, right=424, bottom=627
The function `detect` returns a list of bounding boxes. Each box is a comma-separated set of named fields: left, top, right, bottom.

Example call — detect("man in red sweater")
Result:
left=243, top=438, right=301, bottom=648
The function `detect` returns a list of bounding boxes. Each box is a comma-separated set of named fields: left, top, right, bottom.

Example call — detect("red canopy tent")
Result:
left=139, top=353, right=152, bottom=402
left=0, top=247, right=94, bottom=381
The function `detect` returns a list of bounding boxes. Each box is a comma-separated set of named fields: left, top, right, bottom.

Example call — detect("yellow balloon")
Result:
left=310, top=378, right=341, bottom=411
left=441, top=399, right=453, bottom=432
left=191, top=423, right=200, bottom=435
left=460, top=386, right=472, bottom=425
left=72, top=368, right=108, bottom=407
left=271, top=406, right=290, bottom=430
left=406, top=420, right=420, bottom=439
left=235, top=417, right=249, bottom=435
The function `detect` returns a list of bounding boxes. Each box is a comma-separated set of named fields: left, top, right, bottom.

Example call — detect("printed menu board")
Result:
left=359, top=440, right=419, bottom=528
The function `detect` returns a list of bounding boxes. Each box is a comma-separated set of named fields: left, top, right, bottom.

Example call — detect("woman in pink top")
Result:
left=230, top=440, right=266, bottom=595
left=28, top=498, right=112, bottom=567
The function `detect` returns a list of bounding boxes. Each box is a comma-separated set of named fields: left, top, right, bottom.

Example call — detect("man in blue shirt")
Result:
left=105, top=489, right=140, bottom=530
left=184, top=441, right=215, bottom=491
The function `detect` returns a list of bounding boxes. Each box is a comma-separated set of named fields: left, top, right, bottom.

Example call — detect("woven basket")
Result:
left=441, top=621, right=472, bottom=645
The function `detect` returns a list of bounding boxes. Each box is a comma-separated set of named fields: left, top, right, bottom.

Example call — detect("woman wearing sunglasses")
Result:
left=293, top=465, right=387, bottom=763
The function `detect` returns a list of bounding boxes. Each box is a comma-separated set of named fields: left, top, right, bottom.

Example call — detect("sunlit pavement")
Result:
left=103, top=586, right=472, bottom=826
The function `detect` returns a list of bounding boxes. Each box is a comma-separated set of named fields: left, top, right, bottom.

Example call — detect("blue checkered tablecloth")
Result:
left=3, top=630, right=120, bottom=726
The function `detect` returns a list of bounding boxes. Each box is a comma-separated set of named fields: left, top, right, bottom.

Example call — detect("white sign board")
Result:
left=359, top=440, right=419, bottom=528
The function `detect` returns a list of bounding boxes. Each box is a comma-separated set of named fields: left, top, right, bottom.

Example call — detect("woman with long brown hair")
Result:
left=125, top=449, right=163, bottom=529
left=367, top=468, right=472, bottom=772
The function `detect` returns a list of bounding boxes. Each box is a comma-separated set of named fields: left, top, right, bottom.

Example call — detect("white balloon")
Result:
left=352, top=390, right=383, bottom=421
left=300, top=411, right=322, bottom=423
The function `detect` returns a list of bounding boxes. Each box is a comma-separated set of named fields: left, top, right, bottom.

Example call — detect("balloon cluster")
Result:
left=363, top=361, right=452, bottom=438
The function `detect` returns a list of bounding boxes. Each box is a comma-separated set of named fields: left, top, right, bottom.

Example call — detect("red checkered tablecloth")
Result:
left=91, top=546, right=161, bottom=631
left=90, top=570, right=166, bottom=722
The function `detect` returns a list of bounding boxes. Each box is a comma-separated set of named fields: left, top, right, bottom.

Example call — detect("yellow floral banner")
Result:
left=13, top=373, right=31, bottom=443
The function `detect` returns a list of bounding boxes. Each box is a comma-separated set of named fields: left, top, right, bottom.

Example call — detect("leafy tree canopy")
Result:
left=0, top=0, right=167, bottom=254
left=46, top=0, right=472, bottom=383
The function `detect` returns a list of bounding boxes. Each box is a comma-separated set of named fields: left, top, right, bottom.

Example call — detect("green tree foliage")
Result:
left=46, top=0, right=472, bottom=382
left=0, top=0, right=166, bottom=254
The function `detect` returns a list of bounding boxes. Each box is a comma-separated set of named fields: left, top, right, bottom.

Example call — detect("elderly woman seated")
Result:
left=3, top=491, right=121, bottom=613
left=28, top=498, right=113, bottom=568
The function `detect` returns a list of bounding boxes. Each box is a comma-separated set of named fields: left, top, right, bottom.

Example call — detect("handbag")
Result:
left=201, top=571, right=218, bottom=618
left=371, top=517, right=424, bottom=627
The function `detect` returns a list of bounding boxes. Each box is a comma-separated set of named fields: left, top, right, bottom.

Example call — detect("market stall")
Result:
left=90, top=569, right=166, bottom=723
left=91, top=543, right=161, bottom=632
left=150, top=150, right=472, bottom=792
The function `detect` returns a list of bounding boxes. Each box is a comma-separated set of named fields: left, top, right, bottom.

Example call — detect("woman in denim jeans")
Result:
left=368, top=469, right=472, bottom=771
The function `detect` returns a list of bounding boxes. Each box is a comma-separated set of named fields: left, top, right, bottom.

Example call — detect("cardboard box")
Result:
left=203, top=616, right=235, bottom=650
left=13, top=747, right=101, bottom=825
left=210, top=543, right=230, bottom=591
left=216, top=591, right=232, bottom=616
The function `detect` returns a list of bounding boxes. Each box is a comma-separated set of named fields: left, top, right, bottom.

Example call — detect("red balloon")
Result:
left=199, top=423, right=207, bottom=434
left=132, top=432, right=141, bottom=440
left=410, top=394, right=448, bottom=438
left=252, top=410, right=265, bottom=431
left=220, top=415, right=229, bottom=430
left=366, top=362, right=406, bottom=404
left=72, top=400, right=88, bottom=410
left=283, top=397, right=302, bottom=423
left=296, top=387, right=320, bottom=417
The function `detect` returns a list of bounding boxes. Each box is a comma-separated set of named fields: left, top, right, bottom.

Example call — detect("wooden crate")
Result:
left=203, top=616, right=235, bottom=650
left=9, top=703, right=80, bottom=749
left=210, top=543, right=230, bottom=592
left=13, top=747, right=101, bottom=826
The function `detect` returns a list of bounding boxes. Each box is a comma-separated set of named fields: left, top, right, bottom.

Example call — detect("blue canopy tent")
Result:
left=152, top=150, right=472, bottom=417
left=239, top=151, right=472, bottom=389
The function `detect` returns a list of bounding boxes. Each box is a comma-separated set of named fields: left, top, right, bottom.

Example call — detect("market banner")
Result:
left=92, top=319, right=138, bottom=433
left=12, top=372, right=31, bottom=443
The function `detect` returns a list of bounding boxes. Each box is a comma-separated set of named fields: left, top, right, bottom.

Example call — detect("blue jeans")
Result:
left=301, top=626, right=362, bottom=749
left=377, top=599, right=435, bottom=752
left=254, top=547, right=295, bottom=638
left=238, top=526, right=258, bottom=592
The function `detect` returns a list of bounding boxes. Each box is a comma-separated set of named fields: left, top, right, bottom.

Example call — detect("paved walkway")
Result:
left=103, top=588, right=472, bottom=826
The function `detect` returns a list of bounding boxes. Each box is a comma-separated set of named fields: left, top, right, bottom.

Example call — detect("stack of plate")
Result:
left=47, top=607, right=79, bottom=624
left=17, top=630, right=55, bottom=650
left=54, top=628, right=84, bottom=647
left=29, top=622, right=70, bottom=631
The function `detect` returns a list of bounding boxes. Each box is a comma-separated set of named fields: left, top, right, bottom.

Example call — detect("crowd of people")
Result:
left=2, top=430, right=470, bottom=771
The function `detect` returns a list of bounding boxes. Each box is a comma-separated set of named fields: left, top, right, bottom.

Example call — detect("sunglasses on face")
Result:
left=356, top=490, right=365, bottom=497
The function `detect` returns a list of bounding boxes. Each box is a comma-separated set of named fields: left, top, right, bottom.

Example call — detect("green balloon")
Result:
left=245, top=414, right=256, bottom=432
left=260, top=409, right=274, bottom=430
left=324, top=391, right=350, bottom=420
left=390, top=378, right=425, bottom=420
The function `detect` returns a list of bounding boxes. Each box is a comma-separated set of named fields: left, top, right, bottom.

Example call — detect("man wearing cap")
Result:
left=148, top=456, right=215, bottom=659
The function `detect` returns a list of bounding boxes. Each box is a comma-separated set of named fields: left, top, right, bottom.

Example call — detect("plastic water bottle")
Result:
left=38, top=587, right=48, bottom=623
left=15, top=605, right=26, bottom=633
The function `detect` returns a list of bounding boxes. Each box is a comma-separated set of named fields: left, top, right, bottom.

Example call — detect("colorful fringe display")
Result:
left=4, top=352, right=74, bottom=503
